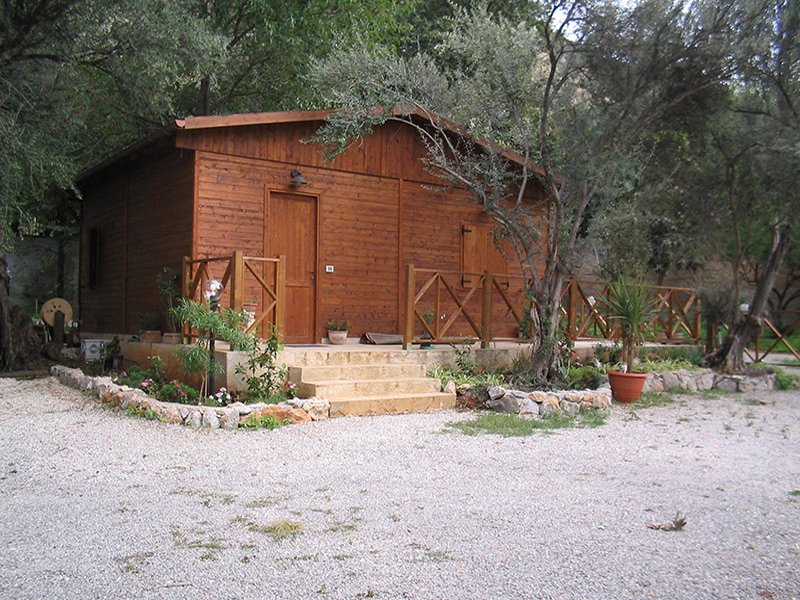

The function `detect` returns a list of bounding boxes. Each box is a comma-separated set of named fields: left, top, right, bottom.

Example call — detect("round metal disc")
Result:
left=41, top=297, right=73, bottom=327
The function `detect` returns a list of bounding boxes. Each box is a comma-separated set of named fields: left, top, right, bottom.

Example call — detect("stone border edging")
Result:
left=50, top=365, right=330, bottom=429
left=457, top=368, right=777, bottom=418
left=642, top=368, right=777, bottom=393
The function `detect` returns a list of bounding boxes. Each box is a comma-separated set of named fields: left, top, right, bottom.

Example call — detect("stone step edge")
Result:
left=329, top=392, right=457, bottom=416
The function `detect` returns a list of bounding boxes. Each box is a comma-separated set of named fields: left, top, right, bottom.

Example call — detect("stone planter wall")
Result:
left=642, top=368, right=777, bottom=394
left=473, top=368, right=778, bottom=418
left=50, top=365, right=330, bottom=429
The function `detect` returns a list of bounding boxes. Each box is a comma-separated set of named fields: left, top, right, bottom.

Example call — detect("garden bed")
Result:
left=50, top=365, right=330, bottom=429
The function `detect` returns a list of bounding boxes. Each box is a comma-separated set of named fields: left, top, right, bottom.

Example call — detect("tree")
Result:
left=0, top=0, right=414, bottom=370
left=0, top=0, right=220, bottom=368
left=705, top=0, right=800, bottom=371
left=311, top=0, right=740, bottom=381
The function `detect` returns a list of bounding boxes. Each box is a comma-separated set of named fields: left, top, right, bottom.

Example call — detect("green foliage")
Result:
left=147, top=355, right=166, bottom=383
left=566, top=365, right=604, bottom=390
left=636, top=358, right=699, bottom=374
left=604, top=277, right=655, bottom=369
left=172, top=299, right=257, bottom=398
left=427, top=364, right=503, bottom=389
left=453, top=344, right=475, bottom=375
left=446, top=411, right=606, bottom=437
left=636, top=391, right=676, bottom=408
left=155, top=380, right=200, bottom=405
left=240, top=415, right=290, bottom=430
left=156, top=267, right=181, bottom=333
left=427, top=344, right=503, bottom=388
left=326, top=320, right=350, bottom=331
left=125, top=405, right=165, bottom=422
left=775, top=369, right=800, bottom=391
left=115, top=365, right=150, bottom=388
left=234, top=326, right=287, bottom=404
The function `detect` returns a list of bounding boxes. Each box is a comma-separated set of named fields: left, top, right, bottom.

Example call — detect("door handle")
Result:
left=310, top=270, right=316, bottom=282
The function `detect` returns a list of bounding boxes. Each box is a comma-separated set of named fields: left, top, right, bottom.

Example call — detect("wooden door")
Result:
left=267, top=191, right=318, bottom=344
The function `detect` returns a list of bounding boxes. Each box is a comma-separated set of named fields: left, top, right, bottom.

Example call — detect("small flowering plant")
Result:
left=284, top=382, right=298, bottom=399
left=208, top=387, right=234, bottom=405
left=156, top=379, right=199, bottom=405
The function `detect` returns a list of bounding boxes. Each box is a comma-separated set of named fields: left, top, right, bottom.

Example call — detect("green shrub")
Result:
left=234, top=326, right=287, bottom=403
left=156, top=380, right=200, bottom=405
left=776, top=369, right=800, bottom=390
left=115, top=365, right=150, bottom=388
left=240, top=415, right=290, bottom=430
left=566, top=365, right=604, bottom=390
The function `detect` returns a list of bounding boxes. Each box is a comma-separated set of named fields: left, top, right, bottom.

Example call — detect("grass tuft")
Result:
left=446, top=410, right=606, bottom=437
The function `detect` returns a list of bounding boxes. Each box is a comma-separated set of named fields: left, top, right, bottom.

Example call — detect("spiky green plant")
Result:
left=604, top=277, right=655, bottom=370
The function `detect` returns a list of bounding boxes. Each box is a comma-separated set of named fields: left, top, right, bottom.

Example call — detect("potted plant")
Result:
left=326, top=319, right=350, bottom=345
left=604, top=276, right=654, bottom=403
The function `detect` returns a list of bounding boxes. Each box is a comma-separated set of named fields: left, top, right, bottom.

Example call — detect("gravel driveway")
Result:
left=0, top=377, right=798, bottom=599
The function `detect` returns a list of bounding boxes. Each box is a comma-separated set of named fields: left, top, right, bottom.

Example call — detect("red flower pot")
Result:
left=607, top=370, right=648, bottom=404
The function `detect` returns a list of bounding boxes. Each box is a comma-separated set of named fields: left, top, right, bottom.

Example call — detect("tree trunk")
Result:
left=528, top=272, right=566, bottom=383
left=709, top=224, right=792, bottom=372
left=0, top=255, right=13, bottom=370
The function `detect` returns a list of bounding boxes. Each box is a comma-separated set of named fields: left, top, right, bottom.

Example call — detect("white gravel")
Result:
left=0, top=376, right=798, bottom=600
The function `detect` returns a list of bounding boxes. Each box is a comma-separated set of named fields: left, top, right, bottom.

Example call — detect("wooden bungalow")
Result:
left=78, top=110, right=544, bottom=344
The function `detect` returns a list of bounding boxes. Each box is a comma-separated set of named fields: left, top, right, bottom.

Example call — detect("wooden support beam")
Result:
left=230, top=250, right=244, bottom=312
left=404, top=264, right=415, bottom=350
left=481, top=272, right=493, bottom=348
left=275, top=255, right=286, bottom=337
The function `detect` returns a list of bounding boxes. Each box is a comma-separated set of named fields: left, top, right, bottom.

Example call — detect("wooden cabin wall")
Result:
left=177, top=121, right=440, bottom=185
left=80, top=150, right=194, bottom=333
left=193, top=148, right=519, bottom=341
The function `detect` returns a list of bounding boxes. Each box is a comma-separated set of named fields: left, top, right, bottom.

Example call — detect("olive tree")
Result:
left=311, top=0, right=740, bottom=381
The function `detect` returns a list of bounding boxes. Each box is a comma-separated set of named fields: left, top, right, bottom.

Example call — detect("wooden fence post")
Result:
left=694, top=296, right=702, bottom=344
left=230, top=250, right=244, bottom=312
left=567, top=278, right=577, bottom=338
left=404, top=264, right=415, bottom=350
left=481, top=271, right=493, bottom=348
left=275, top=255, right=286, bottom=336
left=181, top=256, right=192, bottom=339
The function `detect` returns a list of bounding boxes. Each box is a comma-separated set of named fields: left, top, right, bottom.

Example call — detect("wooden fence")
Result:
left=403, top=267, right=703, bottom=348
left=403, top=265, right=529, bottom=349
left=560, top=278, right=702, bottom=344
left=181, top=251, right=285, bottom=337
left=723, top=309, right=800, bottom=363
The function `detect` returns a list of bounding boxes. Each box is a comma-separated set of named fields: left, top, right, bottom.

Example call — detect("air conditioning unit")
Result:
left=81, top=339, right=106, bottom=360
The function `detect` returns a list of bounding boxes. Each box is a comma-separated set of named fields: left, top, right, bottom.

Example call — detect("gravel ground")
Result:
left=0, top=377, right=798, bottom=600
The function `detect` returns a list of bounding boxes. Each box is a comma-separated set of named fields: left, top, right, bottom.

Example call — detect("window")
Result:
left=461, top=223, right=508, bottom=288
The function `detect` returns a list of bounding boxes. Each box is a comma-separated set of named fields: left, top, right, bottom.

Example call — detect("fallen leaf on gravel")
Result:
left=647, top=512, right=686, bottom=531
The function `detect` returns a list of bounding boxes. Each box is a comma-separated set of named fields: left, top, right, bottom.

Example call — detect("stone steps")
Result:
left=329, top=392, right=456, bottom=417
left=286, top=352, right=455, bottom=417
left=298, top=377, right=441, bottom=399
left=288, top=363, right=426, bottom=382
left=281, top=348, right=449, bottom=367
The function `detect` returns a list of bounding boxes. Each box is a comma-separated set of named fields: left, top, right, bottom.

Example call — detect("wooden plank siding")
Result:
left=80, top=150, right=194, bottom=333
left=80, top=115, right=546, bottom=340
left=191, top=138, right=518, bottom=340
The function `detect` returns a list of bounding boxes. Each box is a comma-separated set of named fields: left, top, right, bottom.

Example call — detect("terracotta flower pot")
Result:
left=328, top=330, right=348, bottom=345
left=607, top=370, right=648, bottom=404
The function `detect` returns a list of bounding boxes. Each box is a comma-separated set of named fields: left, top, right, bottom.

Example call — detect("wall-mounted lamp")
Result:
left=290, top=169, right=308, bottom=187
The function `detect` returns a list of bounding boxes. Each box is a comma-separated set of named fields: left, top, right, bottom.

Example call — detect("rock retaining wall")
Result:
left=50, top=365, right=330, bottom=429
left=642, top=368, right=776, bottom=394
left=472, top=368, right=778, bottom=418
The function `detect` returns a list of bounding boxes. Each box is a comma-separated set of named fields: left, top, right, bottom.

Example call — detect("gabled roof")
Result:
left=80, top=108, right=541, bottom=183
